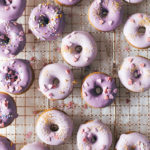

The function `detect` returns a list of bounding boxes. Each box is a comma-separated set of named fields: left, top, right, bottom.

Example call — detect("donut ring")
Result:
left=88, top=0, right=123, bottom=32
left=0, top=135, right=15, bottom=150
left=0, top=92, right=18, bottom=128
left=118, top=56, right=150, bottom=92
left=0, top=0, right=26, bottom=21
left=36, top=109, right=73, bottom=145
left=29, top=3, right=65, bottom=41
left=124, top=13, right=150, bottom=49
left=116, top=132, right=150, bottom=150
left=55, top=0, right=81, bottom=6
left=39, top=63, right=74, bottom=100
left=77, top=120, right=112, bottom=150
left=81, top=72, right=117, bottom=108
left=61, top=31, right=97, bottom=67
left=124, top=0, right=144, bottom=4
left=0, top=22, right=26, bottom=58
left=0, top=59, right=33, bottom=95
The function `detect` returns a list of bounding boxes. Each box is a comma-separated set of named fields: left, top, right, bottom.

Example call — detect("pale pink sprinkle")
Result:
left=3, top=100, right=8, bottom=108
left=65, top=45, right=69, bottom=49
left=83, top=92, right=87, bottom=97
left=69, top=0, right=73, bottom=2
left=48, top=84, right=53, bottom=89
left=113, top=88, right=117, bottom=94
left=15, top=86, right=22, bottom=91
left=107, top=88, right=111, bottom=93
left=5, top=6, right=10, bottom=10
left=74, top=54, right=80, bottom=59
left=104, top=95, right=109, bottom=100
left=73, top=57, right=78, bottom=62
left=65, top=69, right=70, bottom=74
left=81, top=129, right=85, bottom=133
left=147, top=37, right=150, bottom=42
left=140, top=63, right=145, bottom=67
left=9, top=87, right=14, bottom=92
left=0, top=123, right=4, bottom=128
left=138, top=14, right=143, bottom=18
left=19, top=31, right=24, bottom=36
left=128, top=79, right=133, bottom=85
left=19, top=37, right=23, bottom=41
left=108, top=20, right=113, bottom=25
left=96, top=79, right=102, bottom=83
left=109, top=94, right=114, bottom=99
left=84, top=82, right=89, bottom=87
left=104, top=87, right=108, bottom=93
left=84, top=57, right=88, bottom=62
left=106, top=76, right=112, bottom=81
left=130, top=19, right=135, bottom=23
left=49, top=93, right=53, bottom=98
left=54, top=135, right=59, bottom=139
left=99, top=19, right=104, bottom=25
left=128, top=58, right=133, bottom=63
left=4, top=49, right=10, bottom=54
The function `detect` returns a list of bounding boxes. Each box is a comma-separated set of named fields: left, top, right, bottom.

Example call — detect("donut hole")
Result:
left=133, top=70, right=141, bottom=79
left=90, top=86, right=103, bottom=96
left=0, top=35, right=10, bottom=45
left=137, top=26, right=146, bottom=35
left=50, top=124, right=59, bottom=132
left=38, top=15, right=49, bottom=27
left=87, top=134, right=97, bottom=144
left=52, top=78, right=60, bottom=87
left=75, top=45, right=82, bottom=53
left=5, top=68, right=19, bottom=82
left=100, top=7, right=109, bottom=18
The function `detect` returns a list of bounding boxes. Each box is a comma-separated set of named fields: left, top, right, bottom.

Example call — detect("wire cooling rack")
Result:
left=0, top=0, right=149, bottom=150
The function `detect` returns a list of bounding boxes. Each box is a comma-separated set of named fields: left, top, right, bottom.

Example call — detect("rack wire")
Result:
left=0, top=0, right=150, bottom=149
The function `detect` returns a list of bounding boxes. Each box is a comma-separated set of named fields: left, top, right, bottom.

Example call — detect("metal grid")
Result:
left=0, top=0, right=150, bottom=150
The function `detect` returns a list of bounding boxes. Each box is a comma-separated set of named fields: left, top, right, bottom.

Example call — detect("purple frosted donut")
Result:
left=36, top=109, right=73, bottom=145
left=123, top=13, right=150, bottom=49
left=0, top=92, right=18, bottom=128
left=61, top=31, right=97, bottom=67
left=0, top=0, right=26, bottom=21
left=39, top=63, right=74, bottom=100
left=81, top=72, right=117, bottom=108
left=88, top=0, right=123, bottom=32
left=118, top=56, right=150, bottom=92
left=29, top=3, right=65, bottom=41
left=0, top=59, right=33, bottom=95
left=0, top=21, right=26, bottom=58
left=124, top=0, right=144, bottom=3
left=116, top=132, right=150, bottom=150
left=55, top=0, right=81, bottom=6
left=77, top=120, right=112, bottom=150
left=21, top=142, right=49, bottom=150
left=0, top=136, right=15, bottom=150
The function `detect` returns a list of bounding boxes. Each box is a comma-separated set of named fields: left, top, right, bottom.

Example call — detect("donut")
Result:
left=0, top=135, right=15, bottom=150
left=55, top=0, right=81, bottom=6
left=118, top=56, right=150, bottom=92
left=61, top=31, right=97, bottom=67
left=0, top=21, right=26, bottom=58
left=21, top=142, right=49, bottom=150
left=39, top=63, right=74, bottom=100
left=88, top=0, right=123, bottom=32
left=77, top=120, right=112, bottom=150
left=81, top=72, right=117, bottom=108
left=123, top=13, right=150, bottom=49
left=29, top=3, right=65, bottom=41
left=115, top=132, right=150, bottom=150
left=0, top=59, right=33, bottom=95
left=0, top=92, right=18, bottom=128
left=124, top=0, right=144, bottom=4
left=36, top=109, right=73, bottom=145
left=0, top=0, right=26, bottom=21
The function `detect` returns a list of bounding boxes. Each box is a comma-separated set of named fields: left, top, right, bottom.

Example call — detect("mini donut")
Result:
left=36, top=109, right=73, bottom=145
left=61, top=31, right=97, bottom=67
left=0, top=135, right=15, bottom=150
left=124, top=0, right=144, bottom=4
left=21, top=142, right=49, bottom=150
left=77, top=120, right=112, bottom=150
left=39, top=63, right=74, bottom=100
left=88, top=0, right=123, bottom=32
left=29, top=3, right=65, bottom=41
left=0, top=92, right=18, bottom=128
left=123, top=13, right=150, bottom=49
left=115, top=132, right=150, bottom=150
left=55, top=0, right=81, bottom=6
left=0, top=59, right=33, bottom=95
left=118, top=56, right=150, bottom=92
left=0, top=21, right=26, bottom=58
left=81, top=72, right=117, bottom=108
left=0, top=0, right=26, bottom=21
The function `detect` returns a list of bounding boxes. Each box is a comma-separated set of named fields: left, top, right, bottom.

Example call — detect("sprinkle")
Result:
left=73, top=57, right=79, bottom=62
left=113, top=88, right=118, bottom=94
left=104, top=87, right=108, bottom=93
left=99, top=20, right=104, bottom=25
left=140, top=63, right=145, bottom=67
left=83, top=92, right=87, bottom=97
left=65, top=69, right=70, bottom=74
left=19, top=37, right=23, bottom=41
left=131, top=63, right=136, bottom=68
left=109, top=94, right=114, bottom=99
left=26, top=131, right=32, bottom=139
left=0, top=122, right=4, bottom=128
left=48, top=93, right=53, bottom=98
left=83, top=104, right=88, bottom=109
left=128, top=79, right=133, bottom=85
left=147, top=37, right=150, bottom=42
left=104, top=95, right=109, bottom=100
left=128, top=58, right=133, bottom=63
left=81, top=129, right=85, bottom=133
left=106, top=77, right=112, bottom=82
left=138, top=14, right=143, bottom=18
left=3, top=100, right=8, bottom=108
left=84, top=82, right=89, bottom=88
left=74, top=54, right=80, bottom=59
left=15, top=86, right=22, bottom=91
left=48, top=84, right=53, bottom=89
left=96, top=79, right=102, bottom=83
left=9, top=87, right=14, bottom=92
left=4, top=49, right=10, bottom=54
left=130, top=19, right=135, bottom=23
left=5, top=6, right=10, bottom=10
left=108, top=20, right=113, bottom=25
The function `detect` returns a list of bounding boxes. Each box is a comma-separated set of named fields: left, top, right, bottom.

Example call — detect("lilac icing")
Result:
left=39, top=63, right=74, bottom=100
left=0, top=0, right=26, bottom=21
left=0, top=21, right=26, bottom=58
left=123, top=13, right=150, bottom=49
left=21, top=142, right=49, bottom=150
left=36, top=109, right=73, bottom=145
left=61, top=31, right=97, bottom=67
left=81, top=72, right=117, bottom=108
left=116, top=132, right=150, bottom=150
left=88, top=0, right=123, bottom=32
left=77, top=120, right=112, bottom=150
left=29, top=3, right=65, bottom=41
left=118, top=56, right=150, bottom=92
left=0, top=92, right=18, bottom=128
left=124, top=0, right=144, bottom=3
left=55, top=0, right=81, bottom=6
left=0, top=136, right=15, bottom=150
left=0, top=59, right=33, bottom=95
